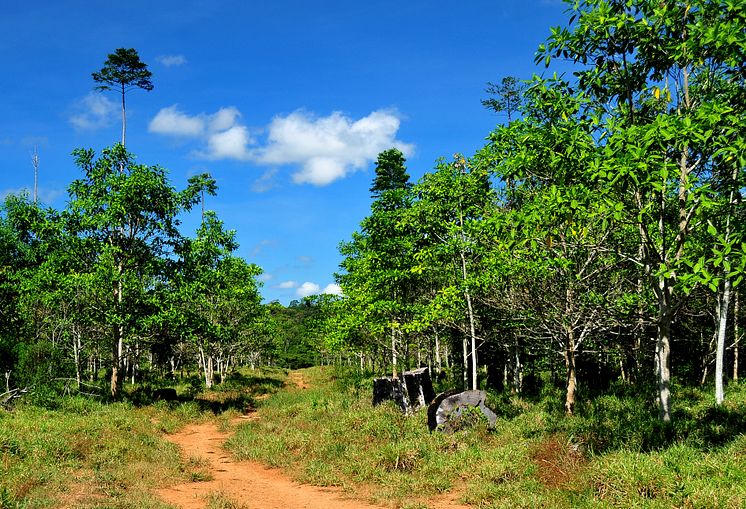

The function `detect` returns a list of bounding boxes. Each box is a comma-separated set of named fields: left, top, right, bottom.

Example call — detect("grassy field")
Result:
left=2, top=366, right=745, bottom=508
left=0, top=368, right=286, bottom=509
left=226, top=367, right=746, bottom=509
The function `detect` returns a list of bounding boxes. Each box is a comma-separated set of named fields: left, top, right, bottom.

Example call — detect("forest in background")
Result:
left=1, top=0, right=745, bottom=429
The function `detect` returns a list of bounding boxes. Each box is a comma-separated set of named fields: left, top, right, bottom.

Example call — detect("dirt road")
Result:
left=157, top=372, right=470, bottom=509
left=157, top=416, right=385, bottom=509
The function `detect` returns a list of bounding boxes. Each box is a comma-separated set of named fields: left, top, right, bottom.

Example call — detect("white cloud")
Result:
left=257, top=273, right=273, bottom=282
left=322, top=283, right=343, bottom=296
left=149, top=105, right=204, bottom=137
left=157, top=54, right=187, bottom=67
left=258, top=109, right=414, bottom=186
left=209, top=107, right=241, bottom=132
left=279, top=280, right=298, bottom=289
left=149, top=106, right=254, bottom=160
left=204, top=125, right=253, bottom=160
left=69, top=93, right=117, bottom=130
left=296, top=281, right=321, bottom=297
left=150, top=106, right=413, bottom=186
left=252, top=168, right=278, bottom=193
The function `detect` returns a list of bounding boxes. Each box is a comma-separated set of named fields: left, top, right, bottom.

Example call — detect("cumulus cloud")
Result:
left=150, top=106, right=413, bottom=186
left=149, top=105, right=204, bottom=137
left=149, top=106, right=253, bottom=159
left=258, top=109, right=414, bottom=186
left=322, top=283, right=343, bottom=296
left=157, top=54, right=187, bottom=67
left=296, top=282, right=321, bottom=298
left=204, top=125, right=253, bottom=160
left=257, top=273, right=273, bottom=283
left=278, top=280, right=297, bottom=289
left=69, top=93, right=117, bottom=130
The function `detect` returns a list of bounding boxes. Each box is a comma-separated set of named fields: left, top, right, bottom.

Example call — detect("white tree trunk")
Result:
left=715, top=278, right=732, bottom=405
left=734, top=291, right=740, bottom=382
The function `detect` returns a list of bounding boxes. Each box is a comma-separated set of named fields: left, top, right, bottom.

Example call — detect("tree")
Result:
left=171, top=211, right=262, bottom=387
left=338, top=149, right=417, bottom=376
left=408, top=155, right=493, bottom=390
left=369, top=149, right=412, bottom=200
left=484, top=81, right=630, bottom=413
left=92, top=48, right=153, bottom=147
left=66, top=145, right=200, bottom=398
left=187, top=173, right=218, bottom=224
left=538, top=0, right=746, bottom=420
left=481, top=76, right=525, bottom=122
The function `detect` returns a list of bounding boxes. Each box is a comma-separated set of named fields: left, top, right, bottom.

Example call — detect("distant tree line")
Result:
left=0, top=146, right=328, bottom=399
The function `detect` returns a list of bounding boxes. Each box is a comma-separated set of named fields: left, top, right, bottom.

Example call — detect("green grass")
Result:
left=0, top=367, right=287, bottom=509
left=0, top=397, right=192, bottom=508
left=226, top=367, right=746, bottom=508
left=3, top=366, right=745, bottom=508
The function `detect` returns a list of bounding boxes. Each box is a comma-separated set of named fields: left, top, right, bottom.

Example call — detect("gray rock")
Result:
left=428, top=390, right=497, bottom=433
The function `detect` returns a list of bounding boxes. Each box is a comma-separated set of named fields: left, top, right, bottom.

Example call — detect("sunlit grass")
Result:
left=227, top=367, right=746, bottom=508
left=0, top=366, right=287, bottom=509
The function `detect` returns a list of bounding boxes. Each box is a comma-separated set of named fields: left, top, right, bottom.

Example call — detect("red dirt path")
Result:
left=157, top=416, right=384, bottom=509
left=157, top=371, right=471, bottom=509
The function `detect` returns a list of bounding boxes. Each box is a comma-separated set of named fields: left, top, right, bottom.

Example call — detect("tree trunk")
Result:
left=111, top=324, right=122, bottom=398
left=110, top=264, right=125, bottom=399
left=462, top=331, right=469, bottom=390
left=513, top=338, right=522, bottom=394
left=120, top=83, right=126, bottom=147
left=564, top=336, right=577, bottom=415
left=735, top=291, right=740, bottom=382
left=715, top=278, right=732, bottom=405
left=72, top=326, right=82, bottom=391
left=391, top=327, right=398, bottom=377
left=656, top=285, right=673, bottom=423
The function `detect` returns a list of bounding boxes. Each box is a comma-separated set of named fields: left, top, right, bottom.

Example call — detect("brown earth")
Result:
left=157, top=415, right=384, bottom=509
left=286, top=371, right=310, bottom=390
left=157, top=371, right=471, bottom=509
left=532, top=435, right=587, bottom=489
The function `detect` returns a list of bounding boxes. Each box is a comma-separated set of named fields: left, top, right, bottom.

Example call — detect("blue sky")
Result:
left=1, top=0, right=569, bottom=304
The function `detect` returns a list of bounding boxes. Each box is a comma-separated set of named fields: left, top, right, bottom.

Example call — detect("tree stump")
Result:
left=153, top=388, right=178, bottom=401
left=402, top=367, right=436, bottom=411
left=372, top=367, right=436, bottom=413
left=427, top=390, right=497, bottom=433
left=372, top=376, right=409, bottom=413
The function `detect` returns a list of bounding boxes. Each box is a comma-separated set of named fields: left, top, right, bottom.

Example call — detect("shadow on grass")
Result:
left=191, top=392, right=257, bottom=415
left=125, top=371, right=286, bottom=414
left=565, top=383, right=746, bottom=454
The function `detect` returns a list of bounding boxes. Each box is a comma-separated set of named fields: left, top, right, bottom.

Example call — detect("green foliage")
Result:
left=92, top=48, right=153, bottom=94
left=481, top=75, right=525, bottom=121
left=369, top=148, right=412, bottom=200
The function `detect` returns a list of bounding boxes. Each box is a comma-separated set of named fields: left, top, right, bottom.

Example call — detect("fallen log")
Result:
left=0, top=387, right=29, bottom=409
